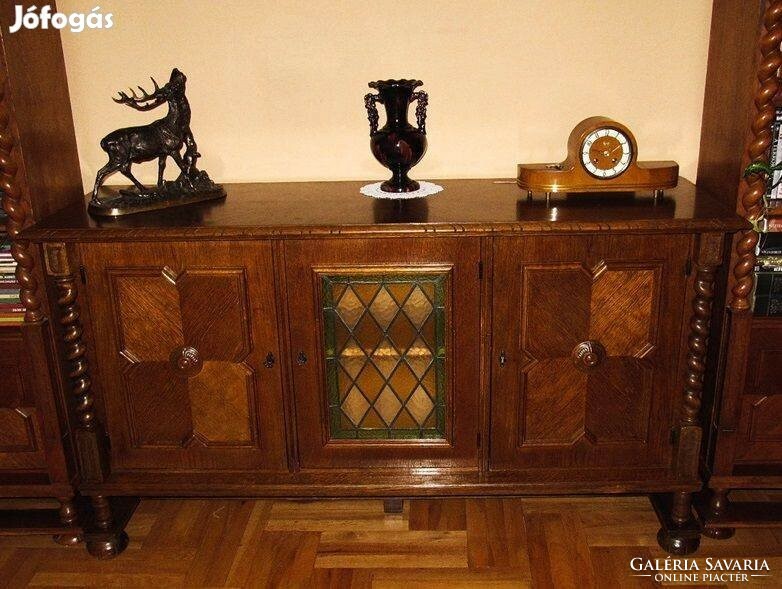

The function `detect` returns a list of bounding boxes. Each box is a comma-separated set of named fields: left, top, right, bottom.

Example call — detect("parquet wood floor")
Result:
left=0, top=494, right=780, bottom=588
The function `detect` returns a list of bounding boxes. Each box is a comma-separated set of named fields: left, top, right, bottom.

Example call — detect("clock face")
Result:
left=581, top=128, right=632, bottom=179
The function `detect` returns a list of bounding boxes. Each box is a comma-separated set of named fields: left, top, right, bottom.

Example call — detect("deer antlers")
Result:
left=113, top=77, right=164, bottom=110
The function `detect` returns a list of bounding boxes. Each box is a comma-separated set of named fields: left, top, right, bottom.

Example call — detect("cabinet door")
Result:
left=285, top=238, right=481, bottom=470
left=0, top=329, right=47, bottom=471
left=490, top=235, right=690, bottom=476
left=81, top=241, right=287, bottom=472
left=733, top=320, right=782, bottom=464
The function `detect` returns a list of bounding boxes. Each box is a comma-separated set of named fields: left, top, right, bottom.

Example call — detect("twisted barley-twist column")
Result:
left=730, top=0, right=782, bottom=311
left=0, top=56, right=41, bottom=322
left=56, top=276, right=95, bottom=431
left=682, top=264, right=717, bottom=426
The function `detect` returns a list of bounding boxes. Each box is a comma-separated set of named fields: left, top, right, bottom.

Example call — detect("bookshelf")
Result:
left=695, top=0, right=782, bottom=535
left=1, top=213, right=24, bottom=326
left=0, top=0, right=84, bottom=542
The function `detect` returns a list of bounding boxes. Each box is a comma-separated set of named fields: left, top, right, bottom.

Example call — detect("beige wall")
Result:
left=59, top=0, right=713, bottom=189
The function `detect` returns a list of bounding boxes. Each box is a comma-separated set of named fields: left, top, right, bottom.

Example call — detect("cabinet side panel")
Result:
left=697, top=0, right=764, bottom=208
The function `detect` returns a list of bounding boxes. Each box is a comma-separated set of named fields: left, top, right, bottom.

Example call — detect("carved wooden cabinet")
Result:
left=490, top=234, right=689, bottom=480
left=80, top=242, right=287, bottom=473
left=733, top=319, right=782, bottom=466
left=285, top=237, right=481, bottom=472
left=0, top=329, right=47, bottom=470
left=23, top=179, right=743, bottom=557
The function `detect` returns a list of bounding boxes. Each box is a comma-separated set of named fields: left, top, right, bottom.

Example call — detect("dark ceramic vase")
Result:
left=365, top=79, right=428, bottom=192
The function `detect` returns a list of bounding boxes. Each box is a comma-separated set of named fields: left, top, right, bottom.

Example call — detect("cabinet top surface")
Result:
left=24, top=178, right=745, bottom=241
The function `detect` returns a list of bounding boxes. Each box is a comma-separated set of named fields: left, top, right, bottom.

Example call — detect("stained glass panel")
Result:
left=322, top=273, right=447, bottom=439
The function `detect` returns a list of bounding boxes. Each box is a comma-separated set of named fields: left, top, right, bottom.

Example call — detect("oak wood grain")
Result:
left=23, top=178, right=744, bottom=242
left=1, top=495, right=778, bottom=587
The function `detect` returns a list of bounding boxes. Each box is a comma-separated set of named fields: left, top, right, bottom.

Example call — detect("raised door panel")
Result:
left=490, top=234, right=690, bottom=477
left=744, top=322, right=782, bottom=396
left=0, top=329, right=47, bottom=471
left=81, top=241, right=287, bottom=472
left=285, top=238, right=481, bottom=470
left=733, top=321, right=782, bottom=463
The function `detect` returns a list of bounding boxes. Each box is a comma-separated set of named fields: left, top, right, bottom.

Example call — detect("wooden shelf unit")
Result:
left=696, top=0, right=782, bottom=535
left=0, top=0, right=84, bottom=541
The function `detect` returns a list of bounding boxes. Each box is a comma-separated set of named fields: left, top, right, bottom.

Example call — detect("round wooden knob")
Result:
left=572, top=340, right=605, bottom=369
left=170, top=346, right=202, bottom=378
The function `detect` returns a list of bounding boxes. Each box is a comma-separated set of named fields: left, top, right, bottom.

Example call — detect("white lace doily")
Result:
left=360, top=181, right=443, bottom=199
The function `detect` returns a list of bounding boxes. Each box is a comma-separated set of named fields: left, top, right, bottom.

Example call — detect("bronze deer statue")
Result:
left=91, top=68, right=199, bottom=203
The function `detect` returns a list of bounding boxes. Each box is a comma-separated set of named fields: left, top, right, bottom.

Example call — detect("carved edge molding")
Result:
left=22, top=218, right=744, bottom=243
left=0, top=45, right=41, bottom=323
left=730, top=0, right=782, bottom=311
left=676, top=233, right=722, bottom=480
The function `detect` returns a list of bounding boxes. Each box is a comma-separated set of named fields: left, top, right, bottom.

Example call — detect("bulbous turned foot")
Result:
left=53, top=532, right=83, bottom=546
left=54, top=497, right=81, bottom=546
left=700, top=489, right=734, bottom=540
left=86, top=531, right=129, bottom=559
left=650, top=492, right=701, bottom=555
left=657, top=527, right=700, bottom=555
left=703, top=526, right=735, bottom=540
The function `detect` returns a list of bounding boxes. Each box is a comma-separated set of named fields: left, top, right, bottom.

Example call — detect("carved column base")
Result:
left=650, top=492, right=701, bottom=555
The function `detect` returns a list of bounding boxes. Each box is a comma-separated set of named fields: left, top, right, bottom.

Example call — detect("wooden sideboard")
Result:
left=21, top=179, right=744, bottom=557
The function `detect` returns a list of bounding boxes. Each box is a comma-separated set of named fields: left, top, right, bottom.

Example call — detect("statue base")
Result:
left=88, top=172, right=225, bottom=218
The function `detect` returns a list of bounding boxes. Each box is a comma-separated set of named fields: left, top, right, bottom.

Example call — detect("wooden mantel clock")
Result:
left=517, top=116, right=679, bottom=200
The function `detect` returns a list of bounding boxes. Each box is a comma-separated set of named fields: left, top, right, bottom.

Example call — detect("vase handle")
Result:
left=364, top=93, right=381, bottom=136
left=411, top=91, right=428, bottom=134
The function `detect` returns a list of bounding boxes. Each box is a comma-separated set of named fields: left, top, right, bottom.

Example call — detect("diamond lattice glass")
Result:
left=322, top=273, right=446, bottom=439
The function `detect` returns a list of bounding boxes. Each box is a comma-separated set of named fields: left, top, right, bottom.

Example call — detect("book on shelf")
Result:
left=753, top=231, right=782, bottom=315
left=0, top=232, right=21, bottom=312
left=768, top=107, right=782, bottom=200
left=0, top=316, right=24, bottom=324
left=754, top=270, right=782, bottom=316
left=757, top=232, right=782, bottom=255
left=0, top=217, right=22, bottom=322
